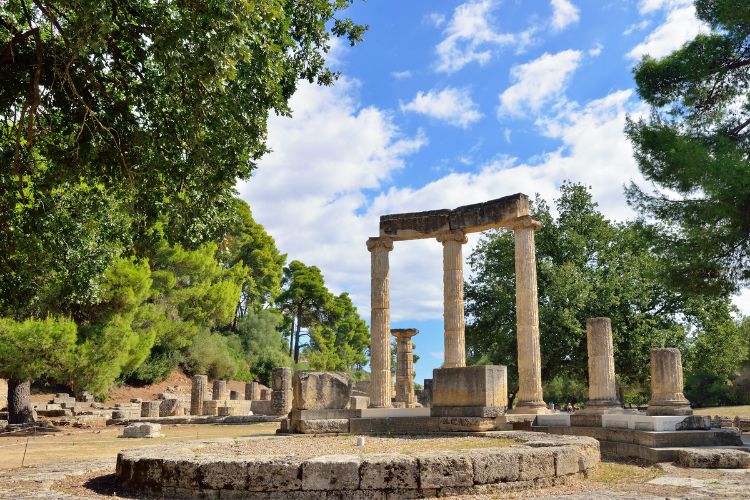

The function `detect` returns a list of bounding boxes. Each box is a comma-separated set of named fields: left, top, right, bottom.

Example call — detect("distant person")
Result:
left=566, top=402, right=574, bottom=414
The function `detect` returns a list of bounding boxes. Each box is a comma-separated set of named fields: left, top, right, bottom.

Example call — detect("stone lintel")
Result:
left=379, top=193, right=529, bottom=241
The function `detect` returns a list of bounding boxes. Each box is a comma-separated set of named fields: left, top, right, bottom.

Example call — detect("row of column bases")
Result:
left=368, top=219, right=692, bottom=415
left=188, top=368, right=293, bottom=417
left=367, top=216, right=546, bottom=412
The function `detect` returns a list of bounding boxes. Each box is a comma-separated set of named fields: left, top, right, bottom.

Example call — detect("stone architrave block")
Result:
left=292, top=371, right=353, bottom=411
left=418, top=452, right=473, bottom=488
left=301, top=455, right=360, bottom=490
left=360, top=454, right=418, bottom=490
left=122, top=423, right=163, bottom=438
left=431, top=365, right=507, bottom=409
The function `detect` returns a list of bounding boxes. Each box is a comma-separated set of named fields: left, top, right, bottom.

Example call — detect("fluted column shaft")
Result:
left=190, top=375, right=208, bottom=416
left=367, top=237, right=394, bottom=407
left=393, top=328, right=418, bottom=407
left=510, top=216, right=547, bottom=414
left=438, top=230, right=468, bottom=368
left=647, top=348, right=692, bottom=415
left=585, top=318, right=622, bottom=410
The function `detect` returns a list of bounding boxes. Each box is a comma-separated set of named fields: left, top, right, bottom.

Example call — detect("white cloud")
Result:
left=550, top=0, right=580, bottom=31
left=391, top=70, right=413, bottom=80
left=628, top=4, right=708, bottom=60
left=499, top=50, right=583, bottom=116
left=638, top=0, right=692, bottom=15
left=624, top=20, right=651, bottom=35
left=401, top=87, right=483, bottom=128
left=425, top=12, right=446, bottom=28
left=435, top=0, right=516, bottom=73
left=588, top=43, right=603, bottom=57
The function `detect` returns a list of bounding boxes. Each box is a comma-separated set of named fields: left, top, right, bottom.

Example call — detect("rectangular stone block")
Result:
left=293, top=371, right=352, bottom=411
left=438, top=416, right=498, bottom=432
left=295, top=419, right=349, bottom=434
left=348, top=396, right=370, bottom=410
left=302, top=455, right=360, bottom=490
left=349, top=417, right=441, bottom=434
left=251, top=400, right=273, bottom=415
left=554, top=446, right=581, bottom=476
left=432, top=365, right=507, bottom=408
left=290, top=409, right=362, bottom=420
left=448, top=194, right=529, bottom=233
left=417, top=452, right=473, bottom=488
left=517, top=448, right=555, bottom=480
left=246, top=458, right=303, bottom=491
left=360, top=454, right=418, bottom=490
left=471, top=448, right=520, bottom=483
left=536, top=413, right=571, bottom=427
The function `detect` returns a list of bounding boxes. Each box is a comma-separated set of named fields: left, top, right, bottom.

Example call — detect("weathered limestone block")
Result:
left=348, top=396, right=369, bottom=410
left=418, top=452, right=473, bottom=488
left=296, top=418, right=349, bottom=434
left=553, top=446, right=581, bottom=476
left=582, top=317, right=623, bottom=413
left=250, top=400, right=272, bottom=415
left=292, top=371, right=352, bottom=410
left=419, top=378, right=433, bottom=407
left=360, top=454, right=418, bottom=490
left=676, top=415, right=711, bottom=430
left=111, top=410, right=127, bottom=420
left=302, top=455, right=360, bottom=490
left=677, top=449, right=750, bottom=469
left=122, top=422, right=163, bottom=438
left=271, top=367, right=293, bottom=416
left=202, top=400, right=219, bottom=416
left=159, top=399, right=183, bottom=417
left=647, top=348, right=692, bottom=416
left=199, top=460, right=247, bottom=490
left=471, top=448, right=520, bottom=484
left=431, top=365, right=507, bottom=416
left=212, top=380, right=227, bottom=401
left=517, top=448, right=555, bottom=481
left=140, top=401, right=160, bottom=418
left=439, top=417, right=498, bottom=432
left=245, top=458, right=303, bottom=491
left=217, top=406, right=235, bottom=417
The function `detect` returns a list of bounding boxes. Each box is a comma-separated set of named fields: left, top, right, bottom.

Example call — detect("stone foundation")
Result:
left=431, top=365, right=507, bottom=417
left=116, top=431, right=599, bottom=498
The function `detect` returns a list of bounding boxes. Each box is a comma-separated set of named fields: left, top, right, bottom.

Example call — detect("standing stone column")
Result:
left=437, top=230, right=468, bottom=368
left=647, top=348, right=692, bottom=415
left=509, top=216, right=548, bottom=414
left=244, top=382, right=253, bottom=401
left=271, top=367, right=293, bottom=416
left=190, top=375, right=208, bottom=416
left=392, top=328, right=418, bottom=408
left=367, top=236, right=394, bottom=407
left=212, top=380, right=227, bottom=401
left=582, top=318, right=622, bottom=412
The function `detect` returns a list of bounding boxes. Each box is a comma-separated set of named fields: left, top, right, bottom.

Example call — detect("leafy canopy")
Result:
left=625, top=0, right=750, bottom=295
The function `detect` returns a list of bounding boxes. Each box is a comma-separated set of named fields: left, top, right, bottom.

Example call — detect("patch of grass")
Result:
left=694, top=406, right=750, bottom=418
left=589, top=462, right=664, bottom=485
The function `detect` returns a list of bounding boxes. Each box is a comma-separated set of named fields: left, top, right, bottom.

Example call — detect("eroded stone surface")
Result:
left=677, top=448, right=750, bottom=469
left=302, top=454, right=360, bottom=490
left=360, top=454, right=418, bottom=490
left=292, top=371, right=352, bottom=411
left=418, top=452, right=473, bottom=488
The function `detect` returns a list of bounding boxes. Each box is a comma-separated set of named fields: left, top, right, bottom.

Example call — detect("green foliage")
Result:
left=0, top=316, right=77, bottom=382
left=465, top=183, right=734, bottom=401
left=626, top=0, right=750, bottom=295
left=543, top=375, right=587, bottom=406
left=1, top=0, right=366, bottom=252
left=226, top=199, right=286, bottom=313
left=277, top=260, right=332, bottom=363
left=183, top=331, right=247, bottom=381
left=235, top=309, right=292, bottom=385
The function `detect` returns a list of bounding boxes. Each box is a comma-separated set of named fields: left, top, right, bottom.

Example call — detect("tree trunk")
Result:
left=289, top=315, right=295, bottom=357
left=294, top=307, right=303, bottom=364
left=8, top=379, right=34, bottom=425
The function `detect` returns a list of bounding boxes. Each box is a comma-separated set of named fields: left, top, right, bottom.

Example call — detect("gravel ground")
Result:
left=198, top=434, right=517, bottom=459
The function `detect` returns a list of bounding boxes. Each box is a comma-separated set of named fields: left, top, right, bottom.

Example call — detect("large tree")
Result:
left=465, top=183, right=737, bottom=406
left=276, top=260, right=330, bottom=363
left=1, top=0, right=365, bottom=318
left=625, top=0, right=750, bottom=295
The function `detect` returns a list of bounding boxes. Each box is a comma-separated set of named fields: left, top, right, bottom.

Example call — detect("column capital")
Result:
left=436, top=229, right=468, bottom=244
left=366, top=236, right=394, bottom=252
left=509, top=215, right=542, bottom=231
left=391, top=328, right=419, bottom=340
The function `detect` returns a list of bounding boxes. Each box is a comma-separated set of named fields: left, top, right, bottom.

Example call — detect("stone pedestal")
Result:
left=250, top=381, right=262, bottom=400
left=437, top=230, right=468, bottom=368
left=367, top=237, right=394, bottom=407
left=271, top=367, right=293, bottom=416
left=244, top=382, right=253, bottom=401
left=647, top=348, right=692, bottom=416
left=140, top=401, right=160, bottom=418
left=431, top=365, right=507, bottom=417
left=580, top=317, right=623, bottom=414
left=509, top=217, right=548, bottom=414
left=212, top=380, right=227, bottom=401
left=392, top=328, right=418, bottom=408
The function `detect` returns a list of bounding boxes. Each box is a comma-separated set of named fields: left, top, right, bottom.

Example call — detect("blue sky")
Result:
left=238, top=0, right=747, bottom=384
